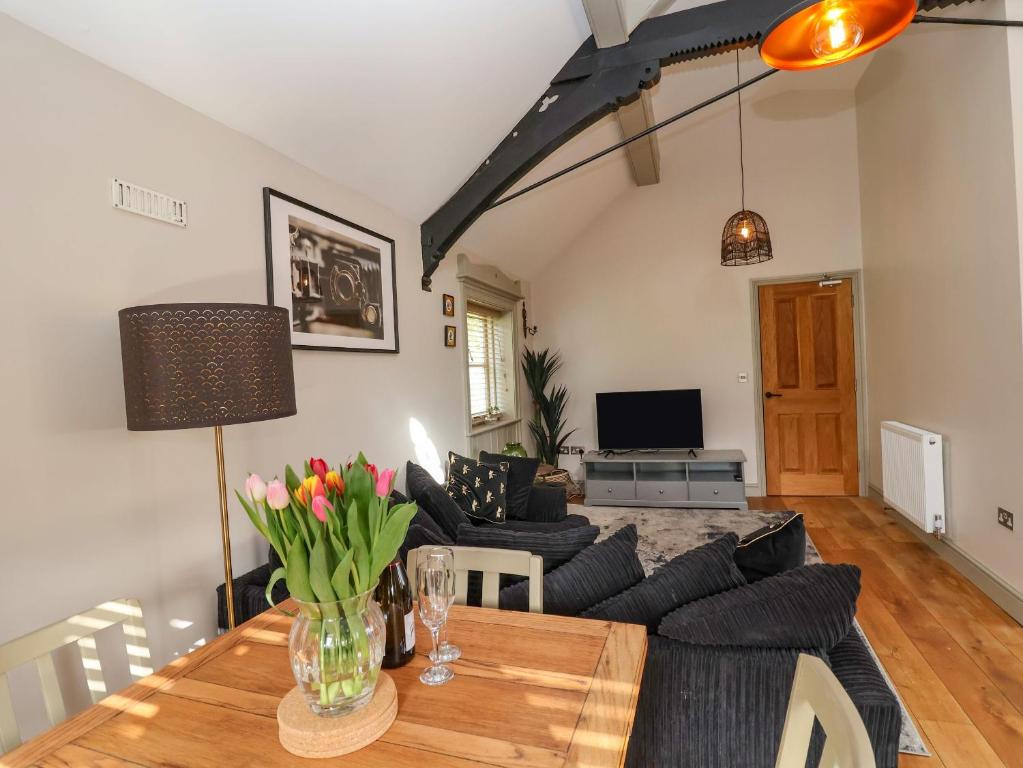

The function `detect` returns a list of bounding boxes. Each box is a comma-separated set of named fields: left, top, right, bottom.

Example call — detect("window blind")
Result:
left=467, top=302, right=511, bottom=422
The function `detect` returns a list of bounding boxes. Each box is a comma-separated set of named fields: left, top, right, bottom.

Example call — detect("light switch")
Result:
left=737, top=372, right=749, bottom=383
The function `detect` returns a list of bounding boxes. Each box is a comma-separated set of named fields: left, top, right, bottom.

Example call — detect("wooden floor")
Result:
left=748, top=496, right=1023, bottom=768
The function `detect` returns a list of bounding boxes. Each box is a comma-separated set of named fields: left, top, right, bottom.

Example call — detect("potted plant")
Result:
left=522, top=348, right=576, bottom=466
left=236, top=454, right=416, bottom=717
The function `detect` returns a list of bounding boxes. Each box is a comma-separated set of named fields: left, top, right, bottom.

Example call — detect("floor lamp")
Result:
left=118, top=303, right=297, bottom=630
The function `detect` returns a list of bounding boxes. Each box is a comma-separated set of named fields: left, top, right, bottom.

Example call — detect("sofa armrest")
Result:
left=217, top=562, right=289, bottom=629
left=524, top=484, right=568, bottom=523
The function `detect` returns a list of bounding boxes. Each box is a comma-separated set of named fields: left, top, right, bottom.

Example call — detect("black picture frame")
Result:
left=263, top=187, right=399, bottom=353
left=444, top=325, right=457, bottom=347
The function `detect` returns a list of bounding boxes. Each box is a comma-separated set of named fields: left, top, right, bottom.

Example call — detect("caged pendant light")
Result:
left=721, top=50, right=772, bottom=267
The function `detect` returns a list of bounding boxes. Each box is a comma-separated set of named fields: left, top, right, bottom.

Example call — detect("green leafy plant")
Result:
left=522, top=348, right=576, bottom=466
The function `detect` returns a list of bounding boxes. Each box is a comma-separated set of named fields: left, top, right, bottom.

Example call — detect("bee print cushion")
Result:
left=445, top=451, right=510, bottom=524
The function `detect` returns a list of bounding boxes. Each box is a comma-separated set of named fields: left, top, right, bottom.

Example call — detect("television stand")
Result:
left=583, top=449, right=747, bottom=510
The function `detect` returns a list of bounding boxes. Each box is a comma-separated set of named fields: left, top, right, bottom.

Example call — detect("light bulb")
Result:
left=811, top=2, right=864, bottom=62
left=740, top=225, right=750, bottom=240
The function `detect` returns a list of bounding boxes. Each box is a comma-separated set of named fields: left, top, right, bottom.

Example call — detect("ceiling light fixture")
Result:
left=721, top=51, right=772, bottom=267
left=760, top=0, right=916, bottom=71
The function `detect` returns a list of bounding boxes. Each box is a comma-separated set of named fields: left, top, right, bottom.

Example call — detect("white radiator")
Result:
left=880, top=421, right=945, bottom=533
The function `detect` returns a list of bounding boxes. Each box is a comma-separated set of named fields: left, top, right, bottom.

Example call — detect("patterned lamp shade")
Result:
left=721, top=209, right=773, bottom=267
left=118, top=303, right=297, bottom=431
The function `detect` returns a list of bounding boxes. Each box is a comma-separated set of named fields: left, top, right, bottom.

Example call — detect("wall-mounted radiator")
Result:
left=880, top=421, right=945, bottom=534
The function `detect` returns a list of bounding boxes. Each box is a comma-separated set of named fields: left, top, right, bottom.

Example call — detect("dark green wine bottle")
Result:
left=376, top=558, right=415, bottom=668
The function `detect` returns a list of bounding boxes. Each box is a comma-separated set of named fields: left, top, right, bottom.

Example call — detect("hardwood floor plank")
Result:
left=918, top=721, right=1007, bottom=768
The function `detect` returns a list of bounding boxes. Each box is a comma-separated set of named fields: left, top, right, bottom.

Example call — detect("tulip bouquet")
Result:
left=237, top=454, right=416, bottom=715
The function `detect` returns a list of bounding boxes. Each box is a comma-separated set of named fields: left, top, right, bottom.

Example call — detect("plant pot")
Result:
left=502, top=442, right=528, bottom=458
left=289, top=587, right=386, bottom=717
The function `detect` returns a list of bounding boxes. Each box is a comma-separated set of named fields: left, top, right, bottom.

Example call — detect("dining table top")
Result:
left=4, top=602, right=648, bottom=768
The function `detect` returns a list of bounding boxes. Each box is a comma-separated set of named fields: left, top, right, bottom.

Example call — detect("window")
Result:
left=466, top=302, right=512, bottom=426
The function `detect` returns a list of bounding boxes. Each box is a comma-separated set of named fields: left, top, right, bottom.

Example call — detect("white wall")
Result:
left=529, top=66, right=865, bottom=485
left=0, top=14, right=464, bottom=681
left=856, top=5, right=1023, bottom=594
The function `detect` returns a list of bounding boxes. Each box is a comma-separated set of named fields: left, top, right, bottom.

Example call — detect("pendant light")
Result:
left=721, top=50, right=772, bottom=267
left=760, top=0, right=916, bottom=71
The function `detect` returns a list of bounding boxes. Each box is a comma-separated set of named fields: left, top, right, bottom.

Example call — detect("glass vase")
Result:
left=288, top=587, right=385, bottom=717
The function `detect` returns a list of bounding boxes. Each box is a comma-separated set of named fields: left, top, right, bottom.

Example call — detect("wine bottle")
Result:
left=376, top=558, right=415, bottom=668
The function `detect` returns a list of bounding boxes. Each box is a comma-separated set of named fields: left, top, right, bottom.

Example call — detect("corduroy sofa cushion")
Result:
left=455, top=521, right=599, bottom=573
left=658, top=564, right=861, bottom=652
left=498, top=514, right=591, bottom=533
left=399, top=524, right=452, bottom=568
left=406, top=461, right=468, bottom=540
left=499, top=525, right=644, bottom=615
left=583, top=534, right=746, bottom=632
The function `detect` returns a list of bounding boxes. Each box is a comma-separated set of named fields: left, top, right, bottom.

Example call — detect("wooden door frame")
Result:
left=749, top=270, right=868, bottom=497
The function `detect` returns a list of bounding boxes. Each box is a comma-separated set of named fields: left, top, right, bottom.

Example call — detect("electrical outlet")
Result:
left=572, top=446, right=585, bottom=456
left=998, top=508, right=1014, bottom=531
left=558, top=445, right=571, bottom=455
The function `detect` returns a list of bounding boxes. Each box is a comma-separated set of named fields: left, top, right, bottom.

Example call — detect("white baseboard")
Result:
left=867, top=483, right=1023, bottom=626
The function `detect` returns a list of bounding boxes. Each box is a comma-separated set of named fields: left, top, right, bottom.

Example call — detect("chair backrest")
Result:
left=407, top=546, right=543, bottom=613
left=775, top=653, right=876, bottom=768
left=0, top=598, right=150, bottom=752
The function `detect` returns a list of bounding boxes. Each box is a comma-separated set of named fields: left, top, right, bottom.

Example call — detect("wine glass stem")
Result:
left=430, top=627, right=441, bottom=666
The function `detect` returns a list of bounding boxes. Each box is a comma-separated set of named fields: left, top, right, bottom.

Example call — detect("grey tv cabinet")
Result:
left=583, top=449, right=748, bottom=510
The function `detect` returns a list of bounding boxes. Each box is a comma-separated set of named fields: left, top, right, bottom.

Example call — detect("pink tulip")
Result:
left=375, top=468, right=396, bottom=497
left=266, top=479, right=290, bottom=511
left=245, top=473, right=267, bottom=503
left=311, top=495, right=333, bottom=523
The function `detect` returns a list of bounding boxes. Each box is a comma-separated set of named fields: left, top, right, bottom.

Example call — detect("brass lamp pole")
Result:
left=118, top=303, right=297, bottom=630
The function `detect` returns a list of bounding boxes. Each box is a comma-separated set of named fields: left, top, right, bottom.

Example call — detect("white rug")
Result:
left=576, top=503, right=929, bottom=757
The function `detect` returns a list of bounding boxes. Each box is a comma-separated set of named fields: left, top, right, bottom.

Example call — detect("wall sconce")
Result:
left=522, top=304, right=538, bottom=337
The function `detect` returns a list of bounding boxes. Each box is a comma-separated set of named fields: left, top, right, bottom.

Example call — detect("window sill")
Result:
left=467, top=417, right=521, bottom=438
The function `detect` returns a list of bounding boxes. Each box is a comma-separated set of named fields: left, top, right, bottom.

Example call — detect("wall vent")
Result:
left=111, top=178, right=187, bottom=227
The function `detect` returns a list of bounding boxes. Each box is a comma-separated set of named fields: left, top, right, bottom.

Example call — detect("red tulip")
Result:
left=309, top=457, right=329, bottom=482
left=365, top=463, right=379, bottom=483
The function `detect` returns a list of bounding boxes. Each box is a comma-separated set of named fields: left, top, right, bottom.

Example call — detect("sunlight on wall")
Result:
left=409, top=417, right=444, bottom=482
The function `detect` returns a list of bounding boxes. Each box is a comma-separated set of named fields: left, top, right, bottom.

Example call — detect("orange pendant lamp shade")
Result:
left=760, top=0, right=916, bottom=71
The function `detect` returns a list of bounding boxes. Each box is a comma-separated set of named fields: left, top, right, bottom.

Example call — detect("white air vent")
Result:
left=111, top=178, right=187, bottom=227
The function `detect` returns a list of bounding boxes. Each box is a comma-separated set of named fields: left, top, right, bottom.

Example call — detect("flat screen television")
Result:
left=596, top=389, right=704, bottom=451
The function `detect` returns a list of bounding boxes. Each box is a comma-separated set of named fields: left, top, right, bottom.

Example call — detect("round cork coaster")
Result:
left=277, top=673, right=398, bottom=758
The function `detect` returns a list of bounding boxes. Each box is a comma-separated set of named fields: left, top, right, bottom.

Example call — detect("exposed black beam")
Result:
left=489, top=68, right=778, bottom=211
left=419, top=0, right=985, bottom=290
left=914, top=14, right=1023, bottom=27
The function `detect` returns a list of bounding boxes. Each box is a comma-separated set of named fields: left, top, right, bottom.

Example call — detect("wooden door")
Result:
left=759, top=280, right=859, bottom=496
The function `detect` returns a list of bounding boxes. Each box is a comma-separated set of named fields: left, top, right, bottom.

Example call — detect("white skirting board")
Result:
left=868, top=484, right=1023, bottom=626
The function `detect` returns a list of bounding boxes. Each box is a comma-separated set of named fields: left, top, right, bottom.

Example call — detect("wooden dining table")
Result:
left=4, top=602, right=647, bottom=767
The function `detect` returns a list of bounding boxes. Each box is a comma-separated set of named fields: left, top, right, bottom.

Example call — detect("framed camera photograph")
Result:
left=264, top=188, right=399, bottom=353
left=444, top=325, right=456, bottom=347
left=442, top=293, right=455, bottom=317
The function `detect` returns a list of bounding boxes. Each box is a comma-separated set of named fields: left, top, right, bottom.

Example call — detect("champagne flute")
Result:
left=427, top=547, right=462, bottom=663
left=416, top=547, right=455, bottom=686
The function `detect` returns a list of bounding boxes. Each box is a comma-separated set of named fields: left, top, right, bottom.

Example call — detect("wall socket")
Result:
left=998, top=507, right=1014, bottom=531
left=558, top=445, right=586, bottom=456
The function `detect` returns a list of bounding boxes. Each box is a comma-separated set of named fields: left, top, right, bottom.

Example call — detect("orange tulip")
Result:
left=294, top=475, right=325, bottom=508
left=325, top=470, right=344, bottom=495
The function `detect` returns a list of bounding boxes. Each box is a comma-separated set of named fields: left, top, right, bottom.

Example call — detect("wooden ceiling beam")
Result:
left=582, top=0, right=669, bottom=186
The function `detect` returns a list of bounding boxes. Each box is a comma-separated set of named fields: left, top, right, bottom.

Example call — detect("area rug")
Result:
left=575, top=503, right=929, bottom=757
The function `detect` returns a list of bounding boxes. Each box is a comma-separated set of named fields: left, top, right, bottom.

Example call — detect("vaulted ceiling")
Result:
left=0, top=1, right=922, bottom=279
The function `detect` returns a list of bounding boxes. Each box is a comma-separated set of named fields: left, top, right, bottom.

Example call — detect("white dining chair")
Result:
left=407, top=546, right=544, bottom=613
left=775, top=653, right=876, bottom=768
left=0, top=598, right=151, bottom=752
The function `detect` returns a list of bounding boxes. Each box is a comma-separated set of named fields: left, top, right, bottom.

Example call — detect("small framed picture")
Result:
left=442, top=293, right=455, bottom=317
left=444, top=325, right=456, bottom=347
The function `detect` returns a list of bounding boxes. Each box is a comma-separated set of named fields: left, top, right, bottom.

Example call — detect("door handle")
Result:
left=765, top=392, right=783, bottom=399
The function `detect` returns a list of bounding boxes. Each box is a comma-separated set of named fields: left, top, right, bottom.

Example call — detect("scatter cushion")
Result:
left=446, top=451, right=509, bottom=524
left=658, top=564, right=861, bottom=652
left=734, top=512, right=806, bottom=583
left=583, top=534, right=746, bottom=632
left=455, top=522, right=599, bottom=573
left=405, top=461, right=468, bottom=541
left=499, top=525, right=645, bottom=615
left=479, top=451, right=540, bottom=521
left=399, top=524, right=451, bottom=569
